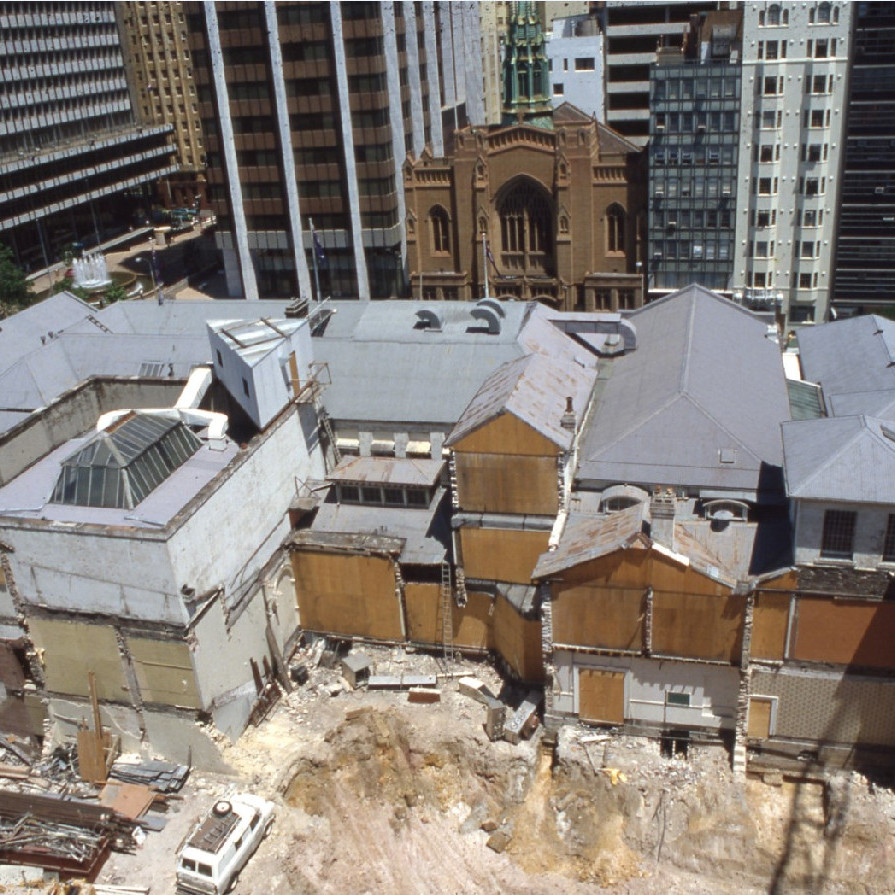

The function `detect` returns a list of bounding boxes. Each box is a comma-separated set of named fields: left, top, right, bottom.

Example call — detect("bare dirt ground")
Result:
left=91, top=644, right=895, bottom=895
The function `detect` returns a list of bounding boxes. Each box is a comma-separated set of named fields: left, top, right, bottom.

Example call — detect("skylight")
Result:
left=50, top=414, right=202, bottom=509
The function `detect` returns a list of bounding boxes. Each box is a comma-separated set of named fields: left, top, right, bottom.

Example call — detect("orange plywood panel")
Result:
left=552, top=584, right=643, bottom=650
left=751, top=591, right=791, bottom=661
left=793, top=598, right=895, bottom=669
left=578, top=668, right=625, bottom=724
left=292, top=551, right=403, bottom=641
left=455, top=452, right=559, bottom=515
left=493, top=595, right=543, bottom=681
left=452, top=411, right=561, bottom=457
left=652, top=591, right=745, bottom=663
left=460, top=527, right=550, bottom=585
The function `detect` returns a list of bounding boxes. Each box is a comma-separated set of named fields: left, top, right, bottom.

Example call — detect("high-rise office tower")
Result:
left=598, top=1, right=720, bottom=147
left=116, top=1, right=206, bottom=210
left=732, top=1, right=852, bottom=325
left=187, top=1, right=483, bottom=301
left=648, top=9, right=742, bottom=293
left=831, top=2, right=895, bottom=315
left=0, top=1, right=177, bottom=272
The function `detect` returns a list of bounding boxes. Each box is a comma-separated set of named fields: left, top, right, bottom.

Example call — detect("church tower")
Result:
left=502, top=2, right=553, bottom=128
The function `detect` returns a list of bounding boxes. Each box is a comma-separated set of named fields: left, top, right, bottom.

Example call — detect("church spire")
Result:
left=502, top=2, right=553, bottom=129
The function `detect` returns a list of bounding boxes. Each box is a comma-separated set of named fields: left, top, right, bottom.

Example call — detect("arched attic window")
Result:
left=607, top=203, right=626, bottom=254
left=767, top=4, right=781, bottom=25
left=817, top=2, right=832, bottom=24
left=430, top=206, right=450, bottom=254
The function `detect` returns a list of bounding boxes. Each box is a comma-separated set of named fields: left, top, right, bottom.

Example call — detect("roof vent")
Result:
left=415, top=308, right=443, bottom=331
left=469, top=305, right=501, bottom=334
left=882, top=424, right=895, bottom=443
left=476, top=298, right=506, bottom=318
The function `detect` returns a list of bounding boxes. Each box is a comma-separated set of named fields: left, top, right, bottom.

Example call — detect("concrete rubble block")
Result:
left=486, top=828, right=512, bottom=853
left=367, top=674, right=437, bottom=691
left=458, top=676, right=498, bottom=705
left=407, top=687, right=441, bottom=704
left=484, top=697, right=506, bottom=742
left=340, top=653, right=372, bottom=689
left=503, top=689, right=542, bottom=745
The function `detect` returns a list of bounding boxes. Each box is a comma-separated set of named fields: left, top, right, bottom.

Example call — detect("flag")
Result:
left=312, top=229, right=326, bottom=267
left=485, top=240, right=498, bottom=274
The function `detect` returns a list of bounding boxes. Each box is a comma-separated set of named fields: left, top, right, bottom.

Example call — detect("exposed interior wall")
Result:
left=552, top=650, right=738, bottom=730
left=29, top=618, right=129, bottom=702
left=493, top=593, right=543, bottom=681
left=791, top=597, right=895, bottom=670
left=459, top=527, right=551, bottom=584
left=453, top=413, right=560, bottom=515
left=751, top=668, right=895, bottom=748
left=292, top=550, right=403, bottom=641
left=127, top=636, right=201, bottom=709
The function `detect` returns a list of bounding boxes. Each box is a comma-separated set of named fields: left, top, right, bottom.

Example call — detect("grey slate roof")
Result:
left=576, top=285, right=791, bottom=494
left=0, top=293, right=94, bottom=370
left=445, top=349, right=597, bottom=450
left=782, top=415, right=895, bottom=504
left=313, top=299, right=596, bottom=427
left=796, top=315, right=895, bottom=416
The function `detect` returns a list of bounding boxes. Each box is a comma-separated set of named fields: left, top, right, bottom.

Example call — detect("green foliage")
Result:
left=0, top=244, right=34, bottom=311
left=104, top=282, right=127, bottom=304
left=51, top=276, right=90, bottom=301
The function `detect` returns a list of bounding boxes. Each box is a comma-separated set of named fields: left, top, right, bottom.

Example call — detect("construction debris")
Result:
left=367, top=674, right=437, bottom=690
left=503, top=689, right=541, bottom=745
left=108, top=756, right=189, bottom=794
left=0, top=789, right=140, bottom=879
left=98, top=782, right=156, bottom=821
left=340, top=653, right=372, bottom=689
left=407, top=687, right=441, bottom=704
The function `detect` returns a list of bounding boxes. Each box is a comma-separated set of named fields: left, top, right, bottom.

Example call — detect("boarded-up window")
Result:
left=578, top=668, right=625, bottom=724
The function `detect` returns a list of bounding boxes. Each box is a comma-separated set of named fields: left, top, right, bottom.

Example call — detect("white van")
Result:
left=176, top=793, right=275, bottom=894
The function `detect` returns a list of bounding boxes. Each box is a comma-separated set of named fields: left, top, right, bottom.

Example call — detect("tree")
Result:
left=0, top=244, right=34, bottom=311
left=103, top=282, right=127, bottom=304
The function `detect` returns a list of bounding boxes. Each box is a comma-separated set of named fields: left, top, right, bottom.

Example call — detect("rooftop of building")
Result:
left=0, top=409, right=238, bottom=532
left=575, top=285, right=791, bottom=497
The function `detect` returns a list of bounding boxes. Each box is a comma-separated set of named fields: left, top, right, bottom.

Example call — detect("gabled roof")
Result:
left=532, top=505, right=648, bottom=579
left=783, top=415, right=895, bottom=504
left=445, top=349, right=597, bottom=450
left=576, top=285, right=790, bottom=494
left=796, top=315, right=895, bottom=417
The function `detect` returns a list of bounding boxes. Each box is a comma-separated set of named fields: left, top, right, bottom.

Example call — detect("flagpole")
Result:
left=482, top=231, right=490, bottom=301
left=310, top=217, right=322, bottom=304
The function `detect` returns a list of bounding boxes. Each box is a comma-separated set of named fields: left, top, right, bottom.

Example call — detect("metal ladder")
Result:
left=441, top=560, right=455, bottom=666
left=317, top=404, right=341, bottom=467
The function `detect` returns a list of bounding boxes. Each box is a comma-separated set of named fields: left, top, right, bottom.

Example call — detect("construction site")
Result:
left=2, top=285, right=895, bottom=890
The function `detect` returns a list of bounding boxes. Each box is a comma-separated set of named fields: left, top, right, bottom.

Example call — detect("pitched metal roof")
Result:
left=445, top=349, right=597, bottom=450
left=0, top=293, right=94, bottom=371
left=532, top=504, right=648, bottom=579
left=325, top=457, right=444, bottom=488
left=576, top=285, right=791, bottom=494
left=783, top=415, right=895, bottom=504
left=796, top=315, right=895, bottom=416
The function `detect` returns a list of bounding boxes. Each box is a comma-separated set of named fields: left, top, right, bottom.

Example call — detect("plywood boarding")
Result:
left=404, top=584, right=493, bottom=651
left=0, top=691, right=46, bottom=737
left=552, top=584, right=642, bottom=650
left=29, top=618, right=128, bottom=701
left=578, top=668, right=625, bottom=724
left=751, top=591, right=791, bottom=661
left=792, top=598, right=895, bottom=669
left=455, top=453, right=559, bottom=515
left=752, top=669, right=895, bottom=747
left=292, top=551, right=403, bottom=641
left=493, top=594, right=543, bottom=681
left=460, top=527, right=551, bottom=584
left=452, top=412, right=561, bottom=456
left=555, top=548, right=730, bottom=596
left=652, top=592, right=745, bottom=663
left=127, top=637, right=201, bottom=709
left=747, top=697, right=773, bottom=739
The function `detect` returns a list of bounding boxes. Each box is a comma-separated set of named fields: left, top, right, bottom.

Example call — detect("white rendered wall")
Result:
left=793, top=500, right=895, bottom=569
left=552, top=650, right=739, bottom=731
left=546, top=27, right=604, bottom=119
left=734, top=1, right=852, bottom=326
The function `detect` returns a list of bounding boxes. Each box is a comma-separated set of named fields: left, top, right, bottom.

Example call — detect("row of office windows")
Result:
left=652, top=209, right=732, bottom=229
left=654, top=146, right=736, bottom=166
left=654, top=111, right=737, bottom=132
left=652, top=77, right=738, bottom=102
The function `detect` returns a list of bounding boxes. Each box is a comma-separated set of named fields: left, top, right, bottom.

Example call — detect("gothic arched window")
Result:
left=497, top=178, right=554, bottom=274
left=430, top=206, right=450, bottom=253
left=607, top=204, right=626, bottom=254
left=767, top=4, right=781, bottom=25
